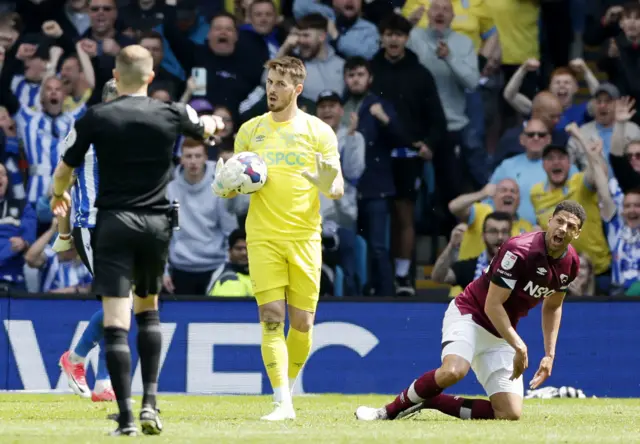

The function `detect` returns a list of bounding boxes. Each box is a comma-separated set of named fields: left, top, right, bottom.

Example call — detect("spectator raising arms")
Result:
left=292, top=0, right=380, bottom=59
left=490, top=118, right=579, bottom=225
left=599, top=3, right=640, bottom=127
left=610, top=96, right=640, bottom=194
left=449, top=179, right=533, bottom=260
left=162, top=0, right=265, bottom=122
left=504, top=58, right=599, bottom=128
left=277, top=13, right=345, bottom=103
left=432, top=212, right=512, bottom=297
left=531, top=126, right=612, bottom=278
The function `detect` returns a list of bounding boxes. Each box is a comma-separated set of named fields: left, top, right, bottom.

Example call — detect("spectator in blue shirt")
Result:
left=490, top=118, right=578, bottom=224
left=492, top=92, right=568, bottom=170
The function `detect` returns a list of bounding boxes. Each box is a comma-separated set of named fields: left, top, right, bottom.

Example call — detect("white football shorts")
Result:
left=441, top=300, right=523, bottom=397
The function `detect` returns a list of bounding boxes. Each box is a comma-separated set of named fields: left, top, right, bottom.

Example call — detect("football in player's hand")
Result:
left=231, top=152, right=268, bottom=194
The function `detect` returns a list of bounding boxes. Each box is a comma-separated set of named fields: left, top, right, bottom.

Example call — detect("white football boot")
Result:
left=261, top=401, right=296, bottom=421
left=355, top=406, right=388, bottom=421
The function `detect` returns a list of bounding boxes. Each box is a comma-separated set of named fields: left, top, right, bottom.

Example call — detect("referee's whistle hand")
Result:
left=50, top=192, right=72, bottom=217
left=201, top=115, right=225, bottom=138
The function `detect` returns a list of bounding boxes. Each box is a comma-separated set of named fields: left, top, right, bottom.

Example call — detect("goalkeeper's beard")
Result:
left=268, top=90, right=296, bottom=112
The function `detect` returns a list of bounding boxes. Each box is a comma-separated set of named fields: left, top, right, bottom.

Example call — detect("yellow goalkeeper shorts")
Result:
left=248, top=239, right=322, bottom=312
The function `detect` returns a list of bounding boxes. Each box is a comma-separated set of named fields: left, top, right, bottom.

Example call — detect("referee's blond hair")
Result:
left=265, top=56, right=307, bottom=85
left=115, top=45, right=154, bottom=88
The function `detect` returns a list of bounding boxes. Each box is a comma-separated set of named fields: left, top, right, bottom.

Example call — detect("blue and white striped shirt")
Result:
left=40, top=246, right=92, bottom=292
left=70, top=145, right=98, bottom=228
left=11, top=75, right=41, bottom=111
left=2, top=136, right=25, bottom=201
left=15, top=105, right=86, bottom=204
left=606, top=210, right=640, bottom=290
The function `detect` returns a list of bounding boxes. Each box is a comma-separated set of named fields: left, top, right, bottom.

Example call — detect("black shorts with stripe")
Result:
left=73, top=226, right=95, bottom=275
left=92, top=210, right=171, bottom=298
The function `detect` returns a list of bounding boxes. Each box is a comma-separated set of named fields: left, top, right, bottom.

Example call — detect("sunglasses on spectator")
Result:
left=524, top=131, right=548, bottom=138
left=627, top=152, right=640, bottom=161
left=90, top=5, right=114, bottom=12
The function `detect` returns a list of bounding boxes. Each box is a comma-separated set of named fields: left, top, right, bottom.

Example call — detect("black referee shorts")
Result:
left=392, top=158, right=423, bottom=201
left=92, top=210, right=171, bottom=298
left=72, top=227, right=95, bottom=275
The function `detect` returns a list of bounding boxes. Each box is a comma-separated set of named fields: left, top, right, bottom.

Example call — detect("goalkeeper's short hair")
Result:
left=102, top=79, right=118, bottom=103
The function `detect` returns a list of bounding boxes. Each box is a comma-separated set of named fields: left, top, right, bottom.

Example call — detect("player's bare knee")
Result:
left=102, top=297, right=131, bottom=329
left=288, top=307, right=314, bottom=332
left=259, top=302, right=286, bottom=324
left=437, top=366, right=467, bottom=385
left=494, top=408, right=521, bottom=421
left=491, top=395, right=523, bottom=421
left=438, top=356, right=470, bottom=385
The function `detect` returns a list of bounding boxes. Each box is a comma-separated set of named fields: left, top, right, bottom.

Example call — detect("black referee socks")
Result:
left=136, top=310, right=162, bottom=409
left=104, top=326, right=134, bottom=427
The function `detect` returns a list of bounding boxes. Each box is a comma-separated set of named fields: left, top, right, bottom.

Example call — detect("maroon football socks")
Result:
left=384, top=370, right=443, bottom=419
left=384, top=369, right=496, bottom=420
left=423, top=394, right=496, bottom=419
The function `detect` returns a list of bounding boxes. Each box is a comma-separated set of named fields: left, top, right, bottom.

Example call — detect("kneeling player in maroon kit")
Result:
left=356, top=200, right=585, bottom=421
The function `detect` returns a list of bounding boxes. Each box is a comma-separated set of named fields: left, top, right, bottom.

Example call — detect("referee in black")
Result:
left=50, top=45, right=223, bottom=436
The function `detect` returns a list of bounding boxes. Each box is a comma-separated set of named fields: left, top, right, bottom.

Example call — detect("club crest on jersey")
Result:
left=560, top=274, right=568, bottom=284
left=501, top=251, right=517, bottom=270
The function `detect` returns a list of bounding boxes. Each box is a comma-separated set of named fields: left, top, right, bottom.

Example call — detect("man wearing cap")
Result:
left=530, top=132, right=612, bottom=277
left=315, top=89, right=365, bottom=295
left=567, top=83, right=640, bottom=175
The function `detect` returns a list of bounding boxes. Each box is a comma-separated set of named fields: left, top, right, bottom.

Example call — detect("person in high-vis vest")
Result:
left=207, top=228, right=253, bottom=297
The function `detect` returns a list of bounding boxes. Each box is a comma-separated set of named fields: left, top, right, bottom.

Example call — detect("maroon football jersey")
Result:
left=455, top=231, right=580, bottom=337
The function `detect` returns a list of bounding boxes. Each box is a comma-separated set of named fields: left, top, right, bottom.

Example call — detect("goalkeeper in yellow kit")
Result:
left=212, top=56, right=344, bottom=421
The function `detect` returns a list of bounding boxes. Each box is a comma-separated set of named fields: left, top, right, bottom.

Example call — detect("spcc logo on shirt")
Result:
left=262, top=151, right=307, bottom=166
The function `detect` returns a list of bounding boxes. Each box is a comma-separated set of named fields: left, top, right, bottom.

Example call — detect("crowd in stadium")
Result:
left=0, top=0, right=637, bottom=298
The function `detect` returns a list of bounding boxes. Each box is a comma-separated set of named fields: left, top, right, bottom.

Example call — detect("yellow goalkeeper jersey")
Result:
left=234, top=110, right=339, bottom=242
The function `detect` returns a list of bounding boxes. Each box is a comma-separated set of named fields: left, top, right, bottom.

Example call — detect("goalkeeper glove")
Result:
left=301, top=153, right=339, bottom=195
left=212, top=157, right=245, bottom=198
left=52, top=233, right=73, bottom=252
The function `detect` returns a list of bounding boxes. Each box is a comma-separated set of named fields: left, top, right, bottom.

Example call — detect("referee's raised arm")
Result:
left=49, top=44, right=223, bottom=437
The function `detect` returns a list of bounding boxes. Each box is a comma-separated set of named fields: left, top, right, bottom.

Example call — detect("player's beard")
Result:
left=268, top=90, right=296, bottom=113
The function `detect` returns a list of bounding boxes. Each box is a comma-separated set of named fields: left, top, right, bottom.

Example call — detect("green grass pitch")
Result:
left=1, top=394, right=640, bottom=443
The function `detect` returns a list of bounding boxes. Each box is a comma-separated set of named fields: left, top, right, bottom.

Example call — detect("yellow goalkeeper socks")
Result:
left=261, top=321, right=290, bottom=403
left=286, top=327, right=313, bottom=392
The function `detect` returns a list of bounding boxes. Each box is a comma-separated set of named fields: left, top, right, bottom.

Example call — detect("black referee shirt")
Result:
left=62, top=95, right=206, bottom=212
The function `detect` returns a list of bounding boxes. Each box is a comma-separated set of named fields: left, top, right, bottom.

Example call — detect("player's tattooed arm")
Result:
left=448, top=184, right=495, bottom=222
left=432, top=223, right=467, bottom=284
